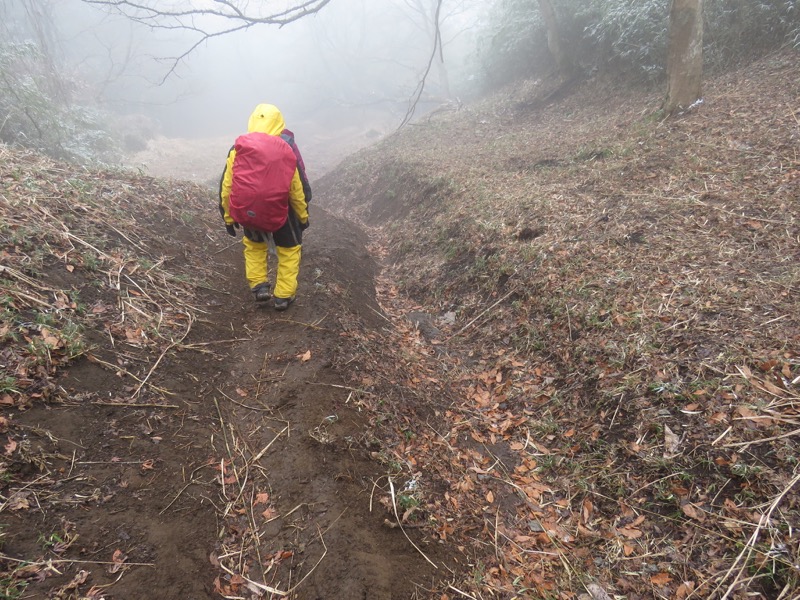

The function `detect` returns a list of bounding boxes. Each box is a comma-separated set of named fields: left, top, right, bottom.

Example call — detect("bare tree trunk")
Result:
left=537, top=0, right=573, bottom=75
left=664, top=0, right=703, bottom=114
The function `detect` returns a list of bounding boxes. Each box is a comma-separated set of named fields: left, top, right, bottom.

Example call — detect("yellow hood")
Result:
left=247, top=104, right=286, bottom=135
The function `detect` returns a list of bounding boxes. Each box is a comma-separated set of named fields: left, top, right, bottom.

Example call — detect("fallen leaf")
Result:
left=675, top=581, right=695, bottom=599
left=213, top=576, right=229, bottom=595
left=650, top=572, right=672, bottom=586
left=663, top=425, right=682, bottom=458
left=299, top=350, right=312, bottom=362
left=109, top=549, right=127, bottom=573
left=582, top=498, right=593, bottom=524
left=486, top=490, right=494, bottom=503
left=8, top=491, right=31, bottom=511
left=254, top=492, right=270, bottom=505
left=680, top=502, right=705, bottom=522
left=4, top=437, right=17, bottom=455
left=586, top=583, right=613, bottom=600
left=40, top=327, right=61, bottom=347
left=617, top=527, right=642, bottom=539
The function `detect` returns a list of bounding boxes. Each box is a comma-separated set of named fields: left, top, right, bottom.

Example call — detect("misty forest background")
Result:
left=2, top=1, right=800, bottom=599
left=2, top=0, right=798, bottom=169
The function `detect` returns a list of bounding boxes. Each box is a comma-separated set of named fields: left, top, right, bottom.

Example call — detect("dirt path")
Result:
left=194, top=209, right=447, bottom=599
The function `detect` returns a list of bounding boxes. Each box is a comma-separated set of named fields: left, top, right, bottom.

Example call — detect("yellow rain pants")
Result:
left=243, top=236, right=302, bottom=299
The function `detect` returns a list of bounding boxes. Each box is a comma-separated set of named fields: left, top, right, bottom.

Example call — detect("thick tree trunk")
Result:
left=664, top=0, right=703, bottom=114
left=537, top=0, right=573, bottom=75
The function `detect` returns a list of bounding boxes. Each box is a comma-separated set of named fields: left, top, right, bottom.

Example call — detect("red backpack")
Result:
left=229, top=132, right=298, bottom=232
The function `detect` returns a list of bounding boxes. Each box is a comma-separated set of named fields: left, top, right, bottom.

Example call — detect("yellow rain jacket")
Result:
left=219, top=104, right=308, bottom=227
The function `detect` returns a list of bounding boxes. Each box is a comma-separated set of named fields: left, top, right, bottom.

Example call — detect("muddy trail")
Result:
left=192, top=209, right=449, bottom=599
left=0, top=143, right=448, bottom=599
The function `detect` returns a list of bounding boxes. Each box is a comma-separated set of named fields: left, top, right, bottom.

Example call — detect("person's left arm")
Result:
left=288, top=168, right=308, bottom=225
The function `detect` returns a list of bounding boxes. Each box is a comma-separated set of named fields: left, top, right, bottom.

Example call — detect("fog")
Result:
left=16, top=0, right=485, bottom=148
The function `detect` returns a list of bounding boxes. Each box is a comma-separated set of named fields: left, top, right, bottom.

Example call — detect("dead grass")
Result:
left=320, top=51, right=800, bottom=599
left=0, top=146, right=223, bottom=597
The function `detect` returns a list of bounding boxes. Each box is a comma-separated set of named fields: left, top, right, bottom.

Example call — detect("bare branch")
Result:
left=82, top=0, right=333, bottom=26
left=397, top=0, right=444, bottom=130
left=81, top=0, right=334, bottom=79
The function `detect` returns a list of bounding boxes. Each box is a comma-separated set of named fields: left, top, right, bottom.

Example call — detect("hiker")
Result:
left=219, top=104, right=310, bottom=311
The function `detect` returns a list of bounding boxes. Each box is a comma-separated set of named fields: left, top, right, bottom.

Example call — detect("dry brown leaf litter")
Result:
left=321, top=51, right=800, bottom=599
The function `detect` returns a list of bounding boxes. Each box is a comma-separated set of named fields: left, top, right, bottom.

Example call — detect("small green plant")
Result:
left=731, top=462, right=763, bottom=480
left=85, top=254, right=104, bottom=272
left=535, top=454, right=560, bottom=473
left=25, top=338, right=52, bottom=366
left=575, top=147, right=613, bottom=162
left=33, top=311, right=57, bottom=327
left=61, top=322, right=85, bottom=359
left=0, top=574, right=28, bottom=600
left=37, top=532, right=64, bottom=551
left=397, top=493, right=419, bottom=511
left=0, top=376, right=19, bottom=394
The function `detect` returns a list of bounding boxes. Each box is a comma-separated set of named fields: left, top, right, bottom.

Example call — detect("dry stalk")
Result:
left=698, top=469, right=800, bottom=600
left=448, top=288, right=517, bottom=339
left=131, top=312, right=194, bottom=397
left=447, top=584, right=480, bottom=599
left=724, top=427, right=800, bottom=448
left=91, top=401, right=179, bottom=408
left=388, top=477, right=438, bottom=570
left=248, top=425, right=289, bottom=465
left=159, top=462, right=211, bottom=515
left=284, top=525, right=328, bottom=595
left=0, top=554, right=154, bottom=568
left=87, top=354, right=172, bottom=396
left=217, top=387, right=272, bottom=412
left=275, top=316, right=330, bottom=331
left=255, top=351, right=271, bottom=403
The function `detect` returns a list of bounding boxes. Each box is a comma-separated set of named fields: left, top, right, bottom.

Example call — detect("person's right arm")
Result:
left=218, top=146, right=236, bottom=224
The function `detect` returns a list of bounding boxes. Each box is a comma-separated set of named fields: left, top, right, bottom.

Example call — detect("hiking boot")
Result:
left=273, top=296, right=295, bottom=311
left=252, top=283, right=272, bottom=302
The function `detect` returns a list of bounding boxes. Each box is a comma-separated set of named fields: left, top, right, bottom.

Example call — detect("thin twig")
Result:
left=388, top=477, right=438, bottom=569
left=711, top=470, right=800, bottom=599
left=0, top=554, right=154, bottom=567
left=91, top=401, right=180, bottom=408
left=285, top=525, right=329, bottom=594
left=449, top=289, right=516, bottom=339
left=248, top=425, right=289, bottom=465
left=132, top=313, right=194, bottom=397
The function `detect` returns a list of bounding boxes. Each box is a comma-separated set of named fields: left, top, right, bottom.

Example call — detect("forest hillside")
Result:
left=317, top=50, right=800, bottom=600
